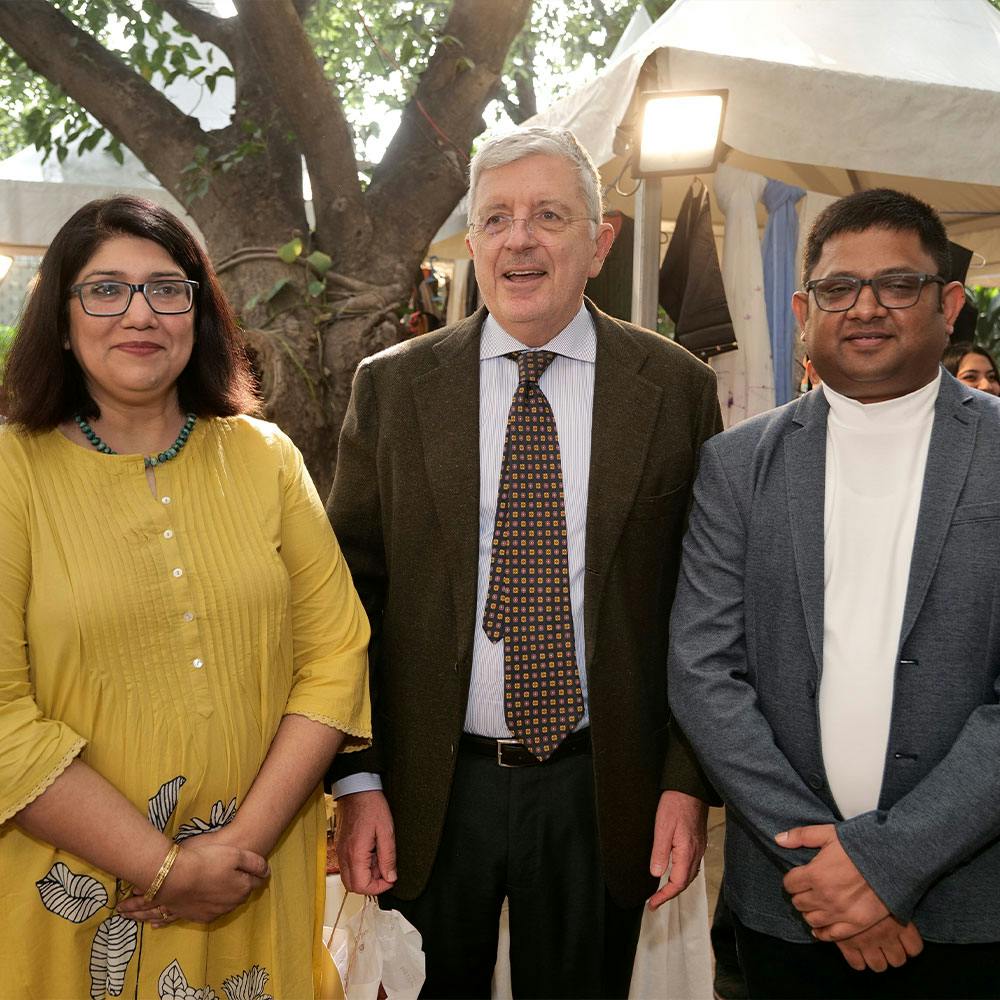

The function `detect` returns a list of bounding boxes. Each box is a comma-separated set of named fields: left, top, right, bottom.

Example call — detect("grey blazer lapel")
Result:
left=899, top=375, right=979, bottom=647
left=585, top=309, right=663, bottom=667
left=412, top=309, right=484, bottom=665
left=784, top=389, right=829, bottom=672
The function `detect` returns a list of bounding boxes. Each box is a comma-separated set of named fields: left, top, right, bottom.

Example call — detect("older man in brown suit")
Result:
left=327, top=126, right=721, bottom=999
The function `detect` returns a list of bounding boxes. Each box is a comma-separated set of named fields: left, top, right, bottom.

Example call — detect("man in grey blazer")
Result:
left=669, top=188, right=1000, bottom=998
left=327, top=126, right=722, bottom=997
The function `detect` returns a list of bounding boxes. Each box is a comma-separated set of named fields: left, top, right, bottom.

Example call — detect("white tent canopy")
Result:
left=534, top=0, right=1000, bottom=187
left=0, top=147, right=203, bottom=256
left=525, top=0, right=1000, bottom=286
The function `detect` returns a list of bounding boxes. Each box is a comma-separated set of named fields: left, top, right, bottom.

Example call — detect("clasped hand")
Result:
left=777, top=823, right=922, bottom=971
left=116, top=828, right=269, bottom=926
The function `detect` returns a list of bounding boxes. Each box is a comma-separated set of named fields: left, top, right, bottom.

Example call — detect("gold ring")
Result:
left=157, top=906, right=170, bottom=920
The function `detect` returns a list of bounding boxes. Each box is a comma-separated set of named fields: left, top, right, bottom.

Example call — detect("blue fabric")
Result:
left=761, top=180, right=805, bottom=406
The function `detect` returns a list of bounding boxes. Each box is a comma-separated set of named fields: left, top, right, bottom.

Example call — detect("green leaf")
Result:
left=307, top=280, right=326, bottom=298
left=305, top=250, right=333, bottom=274
left=277, top=238, right=303, bottom=264
left=244, top=293, right=261, bottom=311
left=263, top=277, right=291, bottom=302
left=456, top=56, right=475, bottom=73
left=78, top=129, right=105, bottom=153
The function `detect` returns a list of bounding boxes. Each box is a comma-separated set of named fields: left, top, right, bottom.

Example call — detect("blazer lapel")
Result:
left=412, top=310, right=484, bottom=666
left=585, top=309, right=663, bottom=667
left=784, top=389, right=829, bottom=673
left=898, top=376, right=978, bottom=647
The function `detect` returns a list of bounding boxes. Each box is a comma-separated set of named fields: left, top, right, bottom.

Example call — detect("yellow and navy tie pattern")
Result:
left=482, top=350, right=584, bottom=760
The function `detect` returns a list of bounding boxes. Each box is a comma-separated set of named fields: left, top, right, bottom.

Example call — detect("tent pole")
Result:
left=631, top=176, right=661, bottom=330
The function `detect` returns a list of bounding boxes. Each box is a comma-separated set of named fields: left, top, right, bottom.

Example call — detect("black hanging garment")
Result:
left=659, top=179, right=738, bottom=359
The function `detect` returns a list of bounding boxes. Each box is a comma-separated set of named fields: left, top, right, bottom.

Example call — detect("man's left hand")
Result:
left=835, top=914, right=924, bottom=972
left=778, top=824, right=889, bottom=939
left=647, top=790, right=708, bottom=910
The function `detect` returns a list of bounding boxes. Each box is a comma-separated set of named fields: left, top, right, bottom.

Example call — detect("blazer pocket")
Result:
left=952, top=501, right=1000, bottom=524
left=628, top=481, right=689, bottom=522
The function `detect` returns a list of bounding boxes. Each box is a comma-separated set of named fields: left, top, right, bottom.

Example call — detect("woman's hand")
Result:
left=116, top=839, right=269, bottom=925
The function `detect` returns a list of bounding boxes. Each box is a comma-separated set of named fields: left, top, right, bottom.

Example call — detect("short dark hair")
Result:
left=802, top=188, right=951, bottom=285
left=3, top=195, right=258, bottom=430
left=941, top=341, right=998, bottom=378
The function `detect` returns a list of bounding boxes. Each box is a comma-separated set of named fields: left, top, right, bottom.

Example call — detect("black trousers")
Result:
left=382, top=743, right=644, bottom=999
left=733, top=913, right=1000, bottom=1000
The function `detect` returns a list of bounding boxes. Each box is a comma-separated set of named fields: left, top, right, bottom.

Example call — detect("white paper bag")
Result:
left=327, top=896, right=426, bottom=1000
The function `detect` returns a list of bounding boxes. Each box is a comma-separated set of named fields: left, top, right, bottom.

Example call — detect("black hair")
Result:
left=3, top=195, right=257, bottom=430
left=802, top=188, right=951, bottom=284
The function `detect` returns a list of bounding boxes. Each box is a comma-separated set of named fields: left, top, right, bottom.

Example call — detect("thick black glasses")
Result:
left=804, top=273, right=945, bottom=312
left=70, top=279, right=199, bottom=316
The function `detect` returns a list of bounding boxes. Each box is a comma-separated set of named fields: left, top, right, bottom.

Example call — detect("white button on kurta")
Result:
left=172, top=568, right=183, bottom=578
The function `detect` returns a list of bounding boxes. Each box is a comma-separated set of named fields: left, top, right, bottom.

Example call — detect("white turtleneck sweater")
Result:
left=819, top=373, right=939, bottom=819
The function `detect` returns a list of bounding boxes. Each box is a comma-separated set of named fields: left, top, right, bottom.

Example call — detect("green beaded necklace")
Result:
left=74, top=413, right=197, bottom=468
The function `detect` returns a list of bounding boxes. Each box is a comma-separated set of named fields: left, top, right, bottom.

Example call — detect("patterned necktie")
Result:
left=482, top=350, right=584, bottom=760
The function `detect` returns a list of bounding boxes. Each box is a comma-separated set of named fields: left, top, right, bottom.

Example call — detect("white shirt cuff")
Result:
left=330, top=772, right=383, bottom=798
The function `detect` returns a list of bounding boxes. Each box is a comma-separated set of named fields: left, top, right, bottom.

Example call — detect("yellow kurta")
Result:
left=0, top=415, right=371, bottom=999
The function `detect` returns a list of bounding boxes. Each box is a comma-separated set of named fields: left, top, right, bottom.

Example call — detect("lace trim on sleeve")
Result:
left=283, top=711, right=371, bottom=750
left=0, top=736, right=88, bottom=826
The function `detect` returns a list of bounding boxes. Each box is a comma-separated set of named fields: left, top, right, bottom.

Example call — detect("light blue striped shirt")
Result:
left=333, top=304, right=595, bottom=796
left=466, top=305, right=595, bottom=735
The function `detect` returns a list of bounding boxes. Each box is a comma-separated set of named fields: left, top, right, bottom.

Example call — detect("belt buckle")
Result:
left=496, top=738, right=520, bottom=768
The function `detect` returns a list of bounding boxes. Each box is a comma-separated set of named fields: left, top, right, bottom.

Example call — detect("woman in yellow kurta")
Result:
left=0, top=196, right=370, bottom=998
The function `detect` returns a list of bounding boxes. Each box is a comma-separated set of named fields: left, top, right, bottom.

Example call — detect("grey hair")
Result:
left=468, top=126, right=603, bottom=226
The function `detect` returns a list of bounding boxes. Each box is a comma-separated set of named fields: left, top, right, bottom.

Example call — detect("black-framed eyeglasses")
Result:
left=69, top=279, right=199, bottom=316
left=803, top=273, right=945, bottom=313
left=468, top=210, right=595, bottom=246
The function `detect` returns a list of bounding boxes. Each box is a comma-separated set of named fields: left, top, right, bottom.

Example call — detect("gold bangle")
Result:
left=143, top=843, right=181, bottom=903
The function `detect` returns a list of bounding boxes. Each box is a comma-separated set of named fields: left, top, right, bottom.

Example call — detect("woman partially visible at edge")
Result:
left=0, top=196, right=370, bottom=998
left=941, top=340, right=1000, bottom=396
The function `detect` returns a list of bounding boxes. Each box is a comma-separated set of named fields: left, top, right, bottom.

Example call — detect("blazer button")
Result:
left=807, top=773, right=825, bottom=791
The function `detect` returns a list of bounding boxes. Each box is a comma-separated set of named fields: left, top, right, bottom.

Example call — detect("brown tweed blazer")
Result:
left=327, top=300, right=722, bottom=907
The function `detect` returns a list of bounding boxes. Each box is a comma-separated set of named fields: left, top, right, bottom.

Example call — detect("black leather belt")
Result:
left=460, top=728, right=591, bottom=767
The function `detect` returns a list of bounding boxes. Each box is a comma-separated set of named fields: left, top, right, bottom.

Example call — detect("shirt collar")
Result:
left=480, top=303, right=596, bottom=363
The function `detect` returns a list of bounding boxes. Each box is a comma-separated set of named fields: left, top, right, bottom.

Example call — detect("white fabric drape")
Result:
left=327, top=869, right=714, bottom=1000
left=711, top=163, right=774, bottom=427
left=492, top=869, right=713, bottom=1000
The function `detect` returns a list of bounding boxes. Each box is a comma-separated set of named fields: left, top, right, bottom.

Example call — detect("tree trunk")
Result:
left=0, top=0, right=533, bottom=493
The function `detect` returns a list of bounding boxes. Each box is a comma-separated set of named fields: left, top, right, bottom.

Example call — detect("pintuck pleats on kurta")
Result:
left=0, top=416, right=370, bottom=999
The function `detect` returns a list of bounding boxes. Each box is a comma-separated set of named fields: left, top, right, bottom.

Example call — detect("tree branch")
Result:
left=367, top=0, right=532, bottom=266
left=156, top=0, right=235, bottom=55
left=0, top=0, right=210, bottom=196
left=232, top=0, right=366, bottom=249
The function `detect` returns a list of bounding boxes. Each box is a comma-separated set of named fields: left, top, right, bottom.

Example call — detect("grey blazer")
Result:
left=668, top=371, right=1000, bottom=944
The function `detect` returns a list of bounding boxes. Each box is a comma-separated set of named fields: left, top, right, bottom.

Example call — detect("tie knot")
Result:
left=511, top=350, right=556, bottom=386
